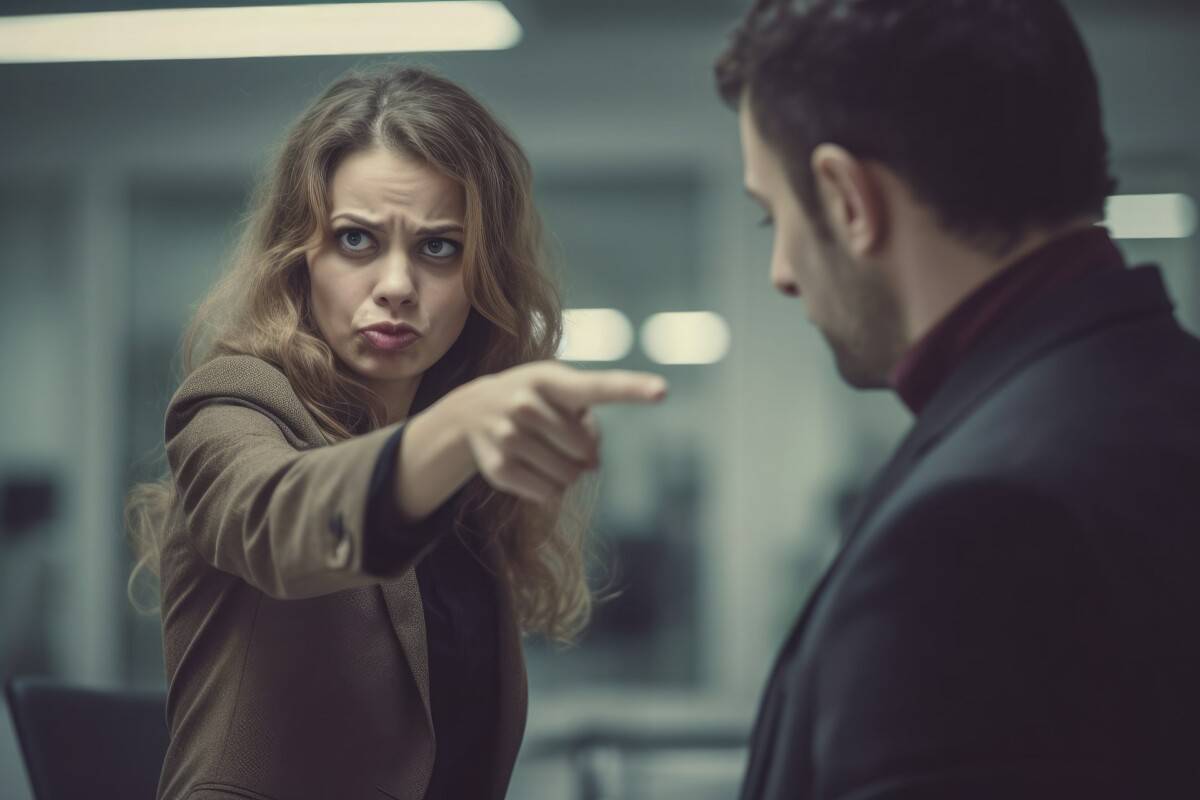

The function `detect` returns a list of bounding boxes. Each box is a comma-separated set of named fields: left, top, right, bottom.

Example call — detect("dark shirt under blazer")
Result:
left=156, top=355, right=526, bottom=800
left=366, top=427, right=501, bottom=800
left=740, top=242, right=1200, bottom=798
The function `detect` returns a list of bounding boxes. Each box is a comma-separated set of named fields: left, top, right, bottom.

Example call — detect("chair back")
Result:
left=4, top=675, right=168, bottom=800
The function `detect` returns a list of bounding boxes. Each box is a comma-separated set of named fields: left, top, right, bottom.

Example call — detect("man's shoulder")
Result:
left=919, top=309, right=1200, bottom=487
left=944, top=266, right=1200, bottom=439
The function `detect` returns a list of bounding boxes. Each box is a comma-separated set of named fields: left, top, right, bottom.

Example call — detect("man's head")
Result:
left=718, top=0, right=1116, bottom=387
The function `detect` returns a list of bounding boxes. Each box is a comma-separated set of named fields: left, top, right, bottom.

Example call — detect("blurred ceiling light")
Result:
left=558, top=308, right=634, bottom=362
left=1105, top=193, right=1198, bottom=240
left=0, top=1, right=522, bottom=63
left=641, top=311, right=730, bottom=365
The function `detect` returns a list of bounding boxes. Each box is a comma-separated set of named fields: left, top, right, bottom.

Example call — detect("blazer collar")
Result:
left=846, top=264, right=1176, bottom=539
left=166, top=354, right=328, bottom=448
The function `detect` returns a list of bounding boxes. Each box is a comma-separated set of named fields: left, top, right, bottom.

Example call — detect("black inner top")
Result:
left=364, top=424, right=500, bottom=799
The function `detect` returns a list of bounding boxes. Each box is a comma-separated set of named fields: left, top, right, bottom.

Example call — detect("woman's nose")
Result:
left=373, top=250, right=417, bottom=308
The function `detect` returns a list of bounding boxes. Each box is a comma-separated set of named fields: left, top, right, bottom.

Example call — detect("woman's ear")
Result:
left=811, top=143, right=887, bottom=257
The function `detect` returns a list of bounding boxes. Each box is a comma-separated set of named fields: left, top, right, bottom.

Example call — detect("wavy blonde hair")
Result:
left=127, top=64, right=596, bottom=642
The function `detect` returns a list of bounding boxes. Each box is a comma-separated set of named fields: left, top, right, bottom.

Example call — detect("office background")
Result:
left=2, top=0, right=1199, bottom=797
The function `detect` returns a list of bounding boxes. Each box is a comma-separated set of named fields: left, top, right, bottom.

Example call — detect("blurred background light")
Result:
left=641, top=311, right=731, bottom=365
left=1105, top=193, right=1198, bottom=239
left=0, top=1, right=523, bottom=63
left=558, top=308, right=635, bottom=362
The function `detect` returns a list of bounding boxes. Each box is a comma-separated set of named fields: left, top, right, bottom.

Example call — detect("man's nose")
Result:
left=771, top=259, right=800, bottom=298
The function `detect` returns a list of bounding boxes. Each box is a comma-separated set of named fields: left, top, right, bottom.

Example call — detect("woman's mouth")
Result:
left=360, top=328, right=420, bottom=352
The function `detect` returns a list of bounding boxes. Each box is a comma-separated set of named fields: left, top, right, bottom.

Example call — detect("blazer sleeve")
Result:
left=809, top=481, right=1138, bottom=800
left=166, top=400, right=444, bottom=599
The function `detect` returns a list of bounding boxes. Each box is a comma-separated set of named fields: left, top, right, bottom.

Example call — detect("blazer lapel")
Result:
left=378, top=573, right=434, bottom=735
left=848, top=265, right=1175, bottom=542
left=377, top=529, right=527, bottom=799
left=748, top=417, right=929, bottom=720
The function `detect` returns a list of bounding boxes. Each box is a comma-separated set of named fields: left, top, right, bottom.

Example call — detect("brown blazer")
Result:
left=155, top=354, right=527, bottom=800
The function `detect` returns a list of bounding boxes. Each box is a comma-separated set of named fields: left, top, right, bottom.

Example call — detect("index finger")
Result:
left=539, top=367, right=669, bottom=412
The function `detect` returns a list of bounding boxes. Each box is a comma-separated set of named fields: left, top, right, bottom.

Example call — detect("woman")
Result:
left=127, top=64, right=667, bottom=800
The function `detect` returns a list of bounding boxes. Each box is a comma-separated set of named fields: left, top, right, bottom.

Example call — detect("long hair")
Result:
left=127, top=64, right=596, bottom=643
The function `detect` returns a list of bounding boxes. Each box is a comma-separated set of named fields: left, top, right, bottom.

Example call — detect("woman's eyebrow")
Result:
left=414, top=223, right=464, bottom=237
left=330, top=212, right=386, bottom=231
left=329, top=212, right=463, bottom=238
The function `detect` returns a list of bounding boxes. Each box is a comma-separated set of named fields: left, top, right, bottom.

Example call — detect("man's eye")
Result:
left=421, top=238, right=460, bottom=259
left=336, top=228, right=375, bottom=253
left=758, top=215, right=774, bottom=228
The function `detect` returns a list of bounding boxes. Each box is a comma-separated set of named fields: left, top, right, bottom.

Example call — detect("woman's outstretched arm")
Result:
left=396, top=361, right=668, bottom=519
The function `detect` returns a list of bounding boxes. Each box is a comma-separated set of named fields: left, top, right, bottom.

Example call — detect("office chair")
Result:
left=4, top=675, right=168, bottom=800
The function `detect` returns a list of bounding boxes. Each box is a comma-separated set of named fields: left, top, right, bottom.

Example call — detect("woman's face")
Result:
left=307, top=145, right=472, bottom=419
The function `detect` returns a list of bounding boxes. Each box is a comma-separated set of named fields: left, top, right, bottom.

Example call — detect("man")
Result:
left=717, top=1, right=1200, bottom=797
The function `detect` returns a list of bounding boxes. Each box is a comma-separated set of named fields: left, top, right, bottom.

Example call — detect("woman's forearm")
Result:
left=393, top=388, right=478, bottom=522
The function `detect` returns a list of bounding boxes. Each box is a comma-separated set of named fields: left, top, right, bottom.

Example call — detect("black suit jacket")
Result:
left=740, top=264, right=1200, bottom=799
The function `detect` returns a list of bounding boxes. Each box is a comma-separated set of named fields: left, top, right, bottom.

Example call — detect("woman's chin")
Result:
left=354, top=356, right=425, bottom=383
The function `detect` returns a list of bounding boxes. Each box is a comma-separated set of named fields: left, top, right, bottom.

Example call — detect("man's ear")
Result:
left=811, top=144, right=887, bottom=256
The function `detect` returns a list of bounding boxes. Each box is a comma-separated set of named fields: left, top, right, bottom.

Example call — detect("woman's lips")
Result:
left=360, top=329, right=420, bottom=352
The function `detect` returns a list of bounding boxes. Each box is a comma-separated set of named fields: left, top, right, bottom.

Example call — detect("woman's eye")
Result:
left=336, top=228, right=375, bottom=253
left=421, top=238, right=460, bottom=259
left=758, top=214, right=774, bottom=229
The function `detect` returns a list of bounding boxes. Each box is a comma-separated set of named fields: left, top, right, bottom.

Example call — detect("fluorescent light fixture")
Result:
left=558, top=308, right=634, bottom=363
left=0, top=2, right=522, bottom=63
left=1104, top=193, right=1198, bottom=240
left=641, top=311, right=731, bottom=365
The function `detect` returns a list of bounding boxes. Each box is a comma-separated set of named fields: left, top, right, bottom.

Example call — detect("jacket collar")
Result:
left=847, top=264, right=1176, bottom=539
left=165, top=354, right=328, bottom=448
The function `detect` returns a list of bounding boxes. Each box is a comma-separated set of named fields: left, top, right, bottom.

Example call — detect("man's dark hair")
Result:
left=717, top=0, right=1117, bottom=249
